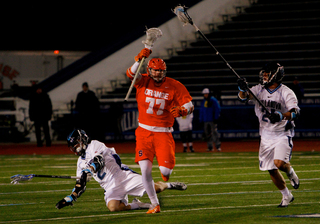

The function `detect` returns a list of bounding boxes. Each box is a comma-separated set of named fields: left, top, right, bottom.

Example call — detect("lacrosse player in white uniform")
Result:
left=56, top=129, right=187, bottom=212
left=237, top=62, right=300, bottom=207
left=176, top=113, right=195, bottom=152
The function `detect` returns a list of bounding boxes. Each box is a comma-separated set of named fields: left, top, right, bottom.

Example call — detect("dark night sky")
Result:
left=1, top=1, right=200, bottom=51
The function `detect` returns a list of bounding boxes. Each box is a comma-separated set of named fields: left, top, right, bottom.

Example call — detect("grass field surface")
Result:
left=1, top=151, right=319, bottom=223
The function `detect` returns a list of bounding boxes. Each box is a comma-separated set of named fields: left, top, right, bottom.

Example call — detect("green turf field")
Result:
left=1, top=151, right=319, bottom=223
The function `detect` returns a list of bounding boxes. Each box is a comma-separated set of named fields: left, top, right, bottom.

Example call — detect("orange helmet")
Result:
left=147, top=58, right=167, bottom=83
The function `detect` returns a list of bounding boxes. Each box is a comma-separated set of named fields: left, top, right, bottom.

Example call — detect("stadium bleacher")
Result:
left=101, top=0, right=320, bottom=100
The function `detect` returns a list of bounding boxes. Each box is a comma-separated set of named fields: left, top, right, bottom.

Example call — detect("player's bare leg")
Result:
left=269, top=169, right=286, bottom=190
left=274, top=159, right=299, bottom=189
left=268, top=169, right=294, bottom=207
left=107, top=200, right=131, bottom=212
left=108, top=199, right=151, bottom=211
left=155, top=181, right=168, bottom=192
left=155, top=181, right=187, bottom=193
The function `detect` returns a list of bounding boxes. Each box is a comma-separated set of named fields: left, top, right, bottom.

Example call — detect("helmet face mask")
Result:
left=259, top=62, right=285, bottom=87
left=67, top=129, right=89, bottom=156
left=149, top=69, right=167, bottom=83
left=147, top=58, right=167, bottom=83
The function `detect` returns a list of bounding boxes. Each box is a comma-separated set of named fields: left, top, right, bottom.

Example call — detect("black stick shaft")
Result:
left=34, top=175, right=79, bottom=179
left=195, top=28, right=270, bottom=114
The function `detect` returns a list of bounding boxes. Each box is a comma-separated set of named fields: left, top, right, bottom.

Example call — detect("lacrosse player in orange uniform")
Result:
left=126, top=48, right=193, bottom=213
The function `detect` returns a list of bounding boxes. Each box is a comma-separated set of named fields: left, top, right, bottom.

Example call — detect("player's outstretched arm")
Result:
left=55, top=171, right=88, bottom=209
left=56, top=155, right=104, bottom=209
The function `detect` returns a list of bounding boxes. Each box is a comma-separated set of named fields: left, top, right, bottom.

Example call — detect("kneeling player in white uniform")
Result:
left=56, top=129, right=187, bottom=212
left=237, top=62, right=300, bottom=207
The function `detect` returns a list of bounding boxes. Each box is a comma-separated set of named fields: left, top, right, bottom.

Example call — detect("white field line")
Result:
left=1, top=178, right=320, bottom=195
left=3, top=154, right=319, bottom=161
left=2, top=159, right=320, bottom=169
left=1, top=169, right=320, bottom=185
left=6, top=157, right=76, bottom=161
left=183, top=156, right=257, bottom=160
left=0, top=201, right=319, bottom=223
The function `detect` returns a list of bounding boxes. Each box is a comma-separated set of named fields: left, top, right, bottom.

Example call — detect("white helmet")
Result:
left=202, top=88, right=210, bottom=94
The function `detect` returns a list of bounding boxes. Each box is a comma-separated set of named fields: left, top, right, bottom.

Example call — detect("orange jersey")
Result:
left=134, top=74, right=192, bottom=127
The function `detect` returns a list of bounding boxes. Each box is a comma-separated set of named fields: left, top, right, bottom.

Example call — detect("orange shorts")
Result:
left=135, top=126, right=176, bottom=169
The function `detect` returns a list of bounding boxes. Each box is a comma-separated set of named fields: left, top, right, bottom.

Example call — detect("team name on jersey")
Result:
left=261, top=100, right=281, bottom=110
left=145, top=88, right=169, bottom=100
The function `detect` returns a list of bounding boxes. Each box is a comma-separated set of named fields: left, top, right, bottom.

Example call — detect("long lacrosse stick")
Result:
left=173, top=5, right=270, bottom=114
left=10, top=174, right=81, bottom=184
left=124, top=27, right=163, bottom=101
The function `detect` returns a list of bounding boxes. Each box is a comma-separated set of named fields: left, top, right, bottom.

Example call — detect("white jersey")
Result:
left=176, top=113, right=193, bottom=132
left=249, top=84, right=299, bottom=139
left=76, top=140, right=145, bottom=205
left=76, top=140, right=121, bottom=188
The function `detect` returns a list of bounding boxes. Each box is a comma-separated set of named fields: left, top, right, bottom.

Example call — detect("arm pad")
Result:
left=90, top=155, right=105, bottom=172
left=72, top=172, right=88, bottom=199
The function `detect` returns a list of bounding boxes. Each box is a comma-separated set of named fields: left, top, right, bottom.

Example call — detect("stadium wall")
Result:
left=49, top=98, right=320, bottom=142
left=46, top=0, right=250, bottom=110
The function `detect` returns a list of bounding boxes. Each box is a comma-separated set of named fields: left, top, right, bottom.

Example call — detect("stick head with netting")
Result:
left=142, top=28, right=163, bottom=49
left=172, top=5, right=194, bottom=26
left=10, top=174, right=35, bottom=184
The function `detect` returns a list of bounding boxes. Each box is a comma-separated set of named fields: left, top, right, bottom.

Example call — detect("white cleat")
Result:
left=132, top=198, right=151, bottom=209
left=286, top=167, right=300, bottom=189
left=278, top=193, right=294, bottom=208
left=169, top=182, right=187, bottom=190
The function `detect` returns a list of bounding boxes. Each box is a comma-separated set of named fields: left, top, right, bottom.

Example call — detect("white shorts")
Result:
left=259, top=136, right=293, bottom=171
left=104, top=171, right=146, bottom=206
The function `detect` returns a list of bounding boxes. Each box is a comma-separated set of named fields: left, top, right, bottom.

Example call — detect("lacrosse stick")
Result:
left=173, top=5, right=270, bottom=114
left=124, top=28, right=163, bottom=101
left=10, top=174, right=81, bottom=184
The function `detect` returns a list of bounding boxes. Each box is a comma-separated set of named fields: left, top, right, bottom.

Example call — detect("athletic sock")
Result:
left=129, top=203, right=140, bottom=210
left=287, top=166, right=293, bottom=176
left=139, top=160, right=159, bottom=205
left=280, top=187, right=290, bottom=197
left=148, top=192, right=159, bottom=205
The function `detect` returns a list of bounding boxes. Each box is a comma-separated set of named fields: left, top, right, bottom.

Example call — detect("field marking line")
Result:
left=2, top=189, right=320, bottom=207
left=1, top=178, right=320, bottom=194
left=0, top=201, right=319, bottom=223
left=160, top=189, right=320, bottom=198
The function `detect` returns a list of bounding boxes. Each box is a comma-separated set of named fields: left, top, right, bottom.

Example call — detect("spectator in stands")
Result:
left=199, top=88, right=221, bottom=152
left=0, top=77, right=3, bottom=90
left=29, top=85, right=52, bottom=147
left=176, top=113, right=194, bottom=152
left=75, top=82, right=100, bottom=140
left=11, top=80, right=19, bottom=97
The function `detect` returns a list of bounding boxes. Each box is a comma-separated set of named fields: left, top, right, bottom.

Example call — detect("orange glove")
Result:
left=170, top=106, right=188, bottom=118
left=135, top=48, right=152, bottom=62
